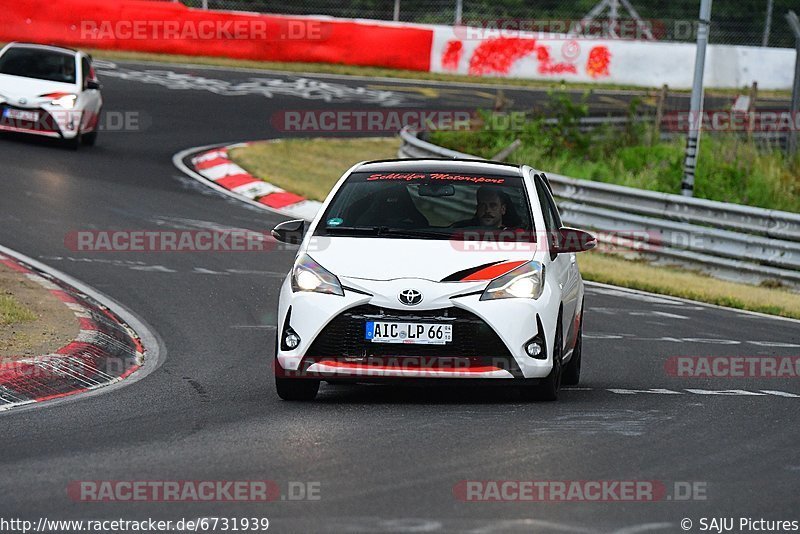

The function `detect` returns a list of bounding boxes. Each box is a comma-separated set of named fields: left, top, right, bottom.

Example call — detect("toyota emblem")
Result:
left=398, top=289, right=423, bottom=306
left=18, top=98, right=27, bottom=105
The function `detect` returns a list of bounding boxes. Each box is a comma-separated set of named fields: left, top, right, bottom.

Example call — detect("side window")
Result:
left=535, top=176, right=562, bottom=258
left=535, top=177, right=560, bottom=232
left=81, top=57, right=91, bottom=89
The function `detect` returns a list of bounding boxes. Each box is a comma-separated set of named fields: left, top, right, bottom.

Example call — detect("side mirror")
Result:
left=557, top=227, right=597, bottom=253
left=86, top=79, right=101, bottom=90
left=271, top=219, right=306, bottom=245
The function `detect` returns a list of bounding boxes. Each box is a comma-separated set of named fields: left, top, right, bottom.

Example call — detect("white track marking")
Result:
left=97, top=67, right=409, bottom=106
left=586, top=282, right=800, bottom=325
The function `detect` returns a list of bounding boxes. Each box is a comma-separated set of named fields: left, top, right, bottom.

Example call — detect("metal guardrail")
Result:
left=398, top=127, right=800, bottom=286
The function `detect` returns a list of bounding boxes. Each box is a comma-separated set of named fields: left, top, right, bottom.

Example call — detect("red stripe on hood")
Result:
left=461, top=260, right=526, bottom=281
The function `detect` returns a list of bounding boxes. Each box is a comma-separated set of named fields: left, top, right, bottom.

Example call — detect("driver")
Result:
left=60, top=59, right=75, bottom=83
left=475, top=186, right=507, bottom=228
left=452, top=185, right=520, bottom=229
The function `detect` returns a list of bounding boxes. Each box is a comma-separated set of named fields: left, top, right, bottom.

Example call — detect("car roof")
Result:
left=354, top=158, right=524, bottom=177
left=3, top=42, right=79, bottom=56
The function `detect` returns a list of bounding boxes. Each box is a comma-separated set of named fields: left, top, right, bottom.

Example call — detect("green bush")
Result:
left=430, top=102, right=800, bottom=213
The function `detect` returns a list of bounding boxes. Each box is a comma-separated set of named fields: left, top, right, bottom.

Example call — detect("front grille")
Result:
left=304, top=304, right=520, bottom=374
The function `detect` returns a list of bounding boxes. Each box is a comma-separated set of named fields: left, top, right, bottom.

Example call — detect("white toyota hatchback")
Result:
left=272, top=159, right=596, bottom=401
left=0, top=42, right=102, bottom=148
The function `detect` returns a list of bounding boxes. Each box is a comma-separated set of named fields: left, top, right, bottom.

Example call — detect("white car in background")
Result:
left=271, top=159, right=596, bottom=401
left=0, top=42, right=102, bottom=148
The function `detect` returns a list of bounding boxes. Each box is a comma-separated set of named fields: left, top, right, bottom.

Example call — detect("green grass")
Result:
left=228, top=137, right=400, bottom=201
left=229, top=136, right=800, bottom=319
left=0, top=293, right=37, bottom=326
left=431, top=116, right=800, bottom=213
left=579, top=253, right=800, bottom=319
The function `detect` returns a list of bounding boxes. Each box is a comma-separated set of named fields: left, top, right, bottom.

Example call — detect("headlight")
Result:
left=480, top=261, right=545, bottom=301
left=291, top=253, right=343, bottom=296
left=50, top=94, right=77, bottom=109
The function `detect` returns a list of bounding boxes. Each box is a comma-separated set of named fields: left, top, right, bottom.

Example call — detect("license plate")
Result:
left=3, top=108, right=39, bottom=122
left=365, top=321, right=452, bottom=345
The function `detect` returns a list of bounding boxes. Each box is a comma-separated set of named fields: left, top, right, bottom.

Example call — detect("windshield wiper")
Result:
left=322, top=226, right=451, bottom=239
left=380, top=228, right=453, bottom=239
left=323, top=226, right=383, bottom=235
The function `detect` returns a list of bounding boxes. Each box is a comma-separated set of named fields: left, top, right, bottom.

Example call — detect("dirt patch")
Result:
left=0, top=263, right=79, bottom=360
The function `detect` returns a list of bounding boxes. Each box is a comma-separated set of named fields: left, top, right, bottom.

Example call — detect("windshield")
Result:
left=0, top=48, right=77, bottom=84
left=315, top=171, right=535, bottom=241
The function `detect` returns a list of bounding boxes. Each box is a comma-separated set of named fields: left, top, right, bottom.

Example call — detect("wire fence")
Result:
left=177, top=0, right=796, bottom=48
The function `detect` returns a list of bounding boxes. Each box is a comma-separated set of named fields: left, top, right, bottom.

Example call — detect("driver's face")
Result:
left=476, top=193, right=506, bottom=228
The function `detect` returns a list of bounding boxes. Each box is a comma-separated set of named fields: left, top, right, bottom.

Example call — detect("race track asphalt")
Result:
left=0, top=60, right=798, bottom=533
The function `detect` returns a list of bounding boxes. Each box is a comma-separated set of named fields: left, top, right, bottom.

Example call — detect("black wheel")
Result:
left=562, top=316, right=583, bottom=386
left=82, top=130, right=98, bottom=146
left=521, top=315, right=563, bottom=401
left=275, top=376, right=319, bottom=401
left=64, top=135, right=80, bottom=150
left=273, top=334, right=319, bottom=400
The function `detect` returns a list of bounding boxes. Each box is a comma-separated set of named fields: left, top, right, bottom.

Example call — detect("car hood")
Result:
left=0, top=74, right=77, bottom=107
left=306, top=236, right=543, bottom=282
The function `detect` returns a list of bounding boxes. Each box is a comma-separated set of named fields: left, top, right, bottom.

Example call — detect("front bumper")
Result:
left=275, top=275, right=561, bottom=380
left=0, top=104, right=83, bottom=139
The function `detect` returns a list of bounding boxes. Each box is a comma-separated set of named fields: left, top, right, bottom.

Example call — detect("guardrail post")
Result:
left=651, top=84, right=668, bottom=145
left=785, top=11, right=800, bottom=157
left=491, top=139, right=522, bottom=162
left=682, top=0, right=713, bottom=197
left=747, top=81, right=758, bottom=139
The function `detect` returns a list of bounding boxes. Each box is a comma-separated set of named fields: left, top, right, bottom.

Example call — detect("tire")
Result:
left=82, top=130, right=98, bottom=146
left=521, top=315, right=563, bottom=401
left=562, top=317, right=583, bottom=386
left=274, top=336, right=319, bottom=400
left=275, top=376, right=320, bottom=401
left=64, top=135, right=80, bottom=150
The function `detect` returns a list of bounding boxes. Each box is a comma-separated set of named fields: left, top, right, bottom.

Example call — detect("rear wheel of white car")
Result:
left=562, top=313, right=583, bottom=386
left=276, top=376, right=320, bottom=401
left=522, top=315, right=563, bottom=401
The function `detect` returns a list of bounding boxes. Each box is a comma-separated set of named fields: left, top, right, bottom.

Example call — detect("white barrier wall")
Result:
left=428, top=25, right=797, bottom=90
